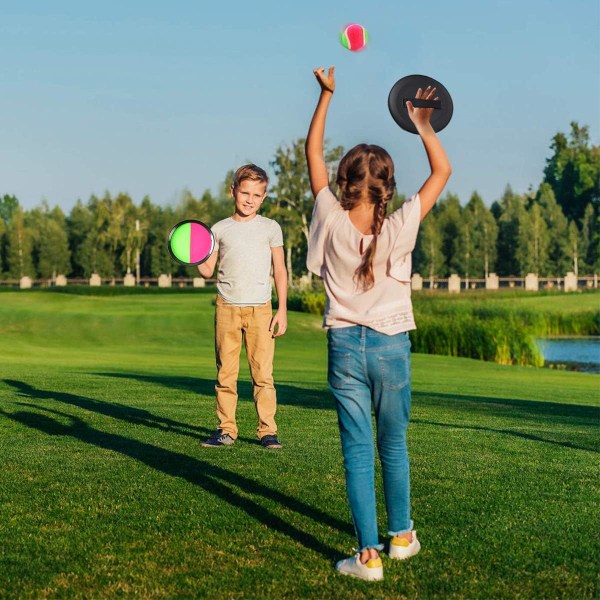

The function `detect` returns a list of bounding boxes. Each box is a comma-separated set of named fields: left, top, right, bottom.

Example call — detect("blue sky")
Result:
left=0, top=0, right=598, bottom=212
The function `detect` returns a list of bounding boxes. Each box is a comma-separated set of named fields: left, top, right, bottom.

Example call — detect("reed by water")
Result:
left=286, top=289, right=600, bottom=367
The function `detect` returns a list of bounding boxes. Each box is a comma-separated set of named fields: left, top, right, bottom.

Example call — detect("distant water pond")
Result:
left=536, top=337, right=600, bottom=374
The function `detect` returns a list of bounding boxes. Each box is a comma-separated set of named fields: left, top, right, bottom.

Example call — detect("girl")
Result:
left=305, top=66, right=451, bottom=581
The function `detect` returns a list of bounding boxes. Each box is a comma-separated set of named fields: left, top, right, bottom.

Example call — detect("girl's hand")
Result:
left=313, top=66, right=335, bottom=93
left=406, top=86, right=438, bottom=131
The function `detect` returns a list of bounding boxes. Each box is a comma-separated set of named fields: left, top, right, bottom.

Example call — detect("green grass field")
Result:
left=0, top=291, right=598, bottom=599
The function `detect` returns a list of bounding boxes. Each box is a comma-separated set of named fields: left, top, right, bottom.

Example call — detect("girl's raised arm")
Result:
left=407, top=86, right=452, bottom=221
left=305, top=66, right=335, bottom=198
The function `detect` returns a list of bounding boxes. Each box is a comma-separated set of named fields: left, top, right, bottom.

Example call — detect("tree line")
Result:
left=0, top=122, right=598, bottom=282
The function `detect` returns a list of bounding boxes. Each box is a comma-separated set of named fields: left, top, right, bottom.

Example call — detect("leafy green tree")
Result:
left=0, top=218, right=5, bottom=276
left=535, top=183, right=569, bottom=275
left=543, top=122, right=600, bottom=224
left=67, top=200, right=94, bottom=277
left=218, top=170, right=235, bottom=201
left=493, top=186, right=527, bottom=276
left=176, top=189, right=211, bottom=223
left=581, top=203, right=599, bottom=273
left=37, top=206, right=71, bottom=279
left=77, top=194, right=116, bottom=278
left=268, top=138, right=343, bottom=280
left=98, top=192, right=137, bottom=278
left=413, top=211, right=444, bottom=284
left=0, top=194, right=19, bottom=275
left=567, top=221, right=581, bottom=275
left=464, top=192, right=498, bottom=278
left=262, top=202, right=304, bottom=282
left=203, top=188, right=231, bottom=225
left=26, top=204, right=46, bottom=271
left=435, top=193, right=464, bottom=276
left=119, top=198, right=146, bottom=278
left=139, top=198, right=174, bottom=278
left=26, top=201, right=71, bottom=279
left=517, top=202, right=549, bottom=275
left=0, top=194, right=18, bottom=224
left=6, top=207, right=35, bottom=278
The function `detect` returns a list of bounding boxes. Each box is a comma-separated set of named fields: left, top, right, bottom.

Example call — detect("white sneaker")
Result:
left=335, top=553, right=383, bottom=581
left=388, top=530, right=421, bottom=560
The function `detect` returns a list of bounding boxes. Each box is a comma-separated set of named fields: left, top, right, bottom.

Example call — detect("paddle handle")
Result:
left=402, top=98, right=442, bottom=110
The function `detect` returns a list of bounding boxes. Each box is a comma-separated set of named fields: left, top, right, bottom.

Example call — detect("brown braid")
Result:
left=336, top=144, right=396, bottom=291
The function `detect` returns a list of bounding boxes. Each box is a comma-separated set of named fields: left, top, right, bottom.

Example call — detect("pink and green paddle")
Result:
left=168, top=220, right=215, bottom=266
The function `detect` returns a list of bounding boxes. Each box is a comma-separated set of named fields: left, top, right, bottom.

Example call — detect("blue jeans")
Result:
left=327, top=325, right=413, bottom=551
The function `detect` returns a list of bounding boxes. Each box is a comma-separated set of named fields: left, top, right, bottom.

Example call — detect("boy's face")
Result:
left=231, top=179, right=268, bottom=218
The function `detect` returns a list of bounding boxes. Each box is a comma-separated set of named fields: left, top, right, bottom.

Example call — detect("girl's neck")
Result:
left=348, top=202, right=376, bottom=235
left=349, top=201, right=375, bottom=214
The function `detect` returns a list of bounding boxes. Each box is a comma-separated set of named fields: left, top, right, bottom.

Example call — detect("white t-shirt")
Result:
left=306, top=186, right=421, bottom=335
left=211, top=215, right=283, bottom=305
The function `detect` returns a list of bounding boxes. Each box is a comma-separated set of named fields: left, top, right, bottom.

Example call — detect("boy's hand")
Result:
left=406, top=86, right=438, bottom=132
left=270, top=309, right=288, bottom=338
left=313, top=66, right=335, bottom=93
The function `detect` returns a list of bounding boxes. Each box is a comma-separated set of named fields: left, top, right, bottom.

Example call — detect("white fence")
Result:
left=0, top=276, right=218, bottom=289
left=411, top=272, right=598, bottom=292
left=0, top=272, right=598, bottom=292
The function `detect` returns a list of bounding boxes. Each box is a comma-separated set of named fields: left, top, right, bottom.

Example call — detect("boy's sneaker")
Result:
left=201, top=430, right=235, bottom=448
left=259, top=434, right=282, bottom=449
left=388, top=531, right=421, bottom=560
left=335, top=553, right=383, bottom=581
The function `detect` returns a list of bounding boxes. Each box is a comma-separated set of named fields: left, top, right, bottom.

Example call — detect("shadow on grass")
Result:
left=5, top=375, right=596, bottom=457
left=91, top=372, right=335, bottom=411
left=94, top=372, right=599, bottom=422
left=413, top=391, right=600, bottom=421
left=412, top=391, right=600, bottom=454
left=0, top=403, right=353, bottom=561
left=88, top=373, right=599, bottom=453
left=411, top=419, right=598, bottom=454
left=3, top=379, right=263, bottom=443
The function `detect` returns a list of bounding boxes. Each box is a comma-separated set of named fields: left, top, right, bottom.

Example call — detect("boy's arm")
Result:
left=306, top=67, right=335, bottom=198
left=270, top=246, right=287, bottom=337
left=407, top=86, right=452, bottom=221
left=197, top=248, right=218, bottom=279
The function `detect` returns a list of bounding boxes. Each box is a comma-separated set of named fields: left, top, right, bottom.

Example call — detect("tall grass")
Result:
left=283, top=289, right=600, bottom=367
left=411, top=296, right=599, bottom=366
left=410, top=313, right=543, bottom=366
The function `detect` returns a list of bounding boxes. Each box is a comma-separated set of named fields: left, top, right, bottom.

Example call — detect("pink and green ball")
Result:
left=170, top=221, right=213, bottom=265
left=340, top=24, right=369, bottom=52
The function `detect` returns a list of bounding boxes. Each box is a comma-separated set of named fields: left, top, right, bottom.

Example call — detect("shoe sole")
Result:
left=260, top=438, right=283, bottom=449
left=200, top=443, right=234, bottom=448
left=336, top=569, right=383, bottom=582
left=388, top=542, right=421, bottom=560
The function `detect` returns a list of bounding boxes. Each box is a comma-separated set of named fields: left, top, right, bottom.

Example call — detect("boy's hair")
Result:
left=336, top=144, right=396, bottom=292
left=232, top=164, right=269, bottom=190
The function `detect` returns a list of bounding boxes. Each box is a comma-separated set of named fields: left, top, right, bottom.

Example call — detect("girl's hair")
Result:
left=336, top=144, right=396, bottom=291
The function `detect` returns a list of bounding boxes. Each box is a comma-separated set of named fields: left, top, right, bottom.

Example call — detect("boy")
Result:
left=198, top=164, right=287, bottom=449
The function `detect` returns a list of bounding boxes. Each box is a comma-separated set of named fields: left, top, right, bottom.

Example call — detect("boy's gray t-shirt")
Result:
left=211, top=215, right=284, bottom=305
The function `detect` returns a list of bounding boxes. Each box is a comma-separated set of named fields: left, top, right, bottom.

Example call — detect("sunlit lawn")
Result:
left=0, top=291, right=598, bottom=598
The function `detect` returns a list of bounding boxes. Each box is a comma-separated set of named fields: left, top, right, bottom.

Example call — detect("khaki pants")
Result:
left=214, top=295, right=277, bottom=439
